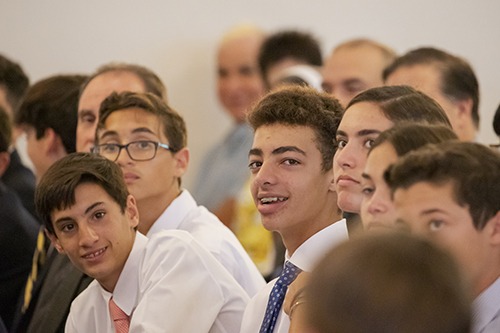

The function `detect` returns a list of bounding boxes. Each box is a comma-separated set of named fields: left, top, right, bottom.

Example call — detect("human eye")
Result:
left=283, top=158, right=300, bottom=166
left=101, top=144, right=118, bottom=154
left=364, top=139, right=375, bottom=149
left=337, top=139, right=347, bottom=149
left=429, top=219, right=444, bottom=232
left=248, top=160, right=262, bottom=171
left=240, top=66, right=255, bottom=77
left=79, top=112, right=96, bottom=125
left=362, top=185, right=375, bottom=197
left=132, top=141, right=154, bottom=151
left=218, top=68, right=228, bottom=78
left=61, top=223, right=76, bottom=233
left=92, top=210, right=106, bottom=221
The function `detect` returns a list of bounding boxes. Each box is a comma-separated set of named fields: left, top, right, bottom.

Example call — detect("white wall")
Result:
left=2, top=0, right=499, bottom=188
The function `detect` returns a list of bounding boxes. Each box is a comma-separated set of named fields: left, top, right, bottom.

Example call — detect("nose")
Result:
left=78, top=223, right=99, bottom=247
left=115, top=145, right=134, bottom=166
left=366, top=190, right=388, bottom=216
left=253, top=160, right=277, bottom=188
left=335, top=142, right=357, bottom=170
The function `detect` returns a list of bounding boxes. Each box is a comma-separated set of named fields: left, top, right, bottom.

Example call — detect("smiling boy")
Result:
left=37, top=153, right=249, bottom=332
left=386, top=141, right=500, bottom=333
left=93, top=91, right=264, bottom=296
left=240, top=86, right=347, bottom=333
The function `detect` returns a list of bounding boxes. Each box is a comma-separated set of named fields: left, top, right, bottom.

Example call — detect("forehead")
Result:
left=217, top=35, right=262, bottom=68
left=387, top=63, right=442, bottom=92
left=79, top=71, right=146, bottom=110
left=253, top=123, right=318, bottom=151
left=338, top=102, right=393, bottom=135
left=394, top=181, right=459, bottom=212
left=103, top=107, right=165, bottom=139
left=365, top=142, right=398, bottom=174
left=324, top=46, right=386, bottom=81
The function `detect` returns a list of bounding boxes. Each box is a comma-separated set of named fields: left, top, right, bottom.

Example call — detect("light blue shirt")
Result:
left=192, top=123, right=254, bottom=210
left=472, top=276, right=500, bottom=333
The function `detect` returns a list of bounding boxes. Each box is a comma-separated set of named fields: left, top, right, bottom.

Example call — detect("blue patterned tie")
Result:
left=259, top=261, right=302, bottom=333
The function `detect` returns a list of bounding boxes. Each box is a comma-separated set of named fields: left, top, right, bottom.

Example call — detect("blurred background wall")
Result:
left=2, top=0, right=499, bottom=188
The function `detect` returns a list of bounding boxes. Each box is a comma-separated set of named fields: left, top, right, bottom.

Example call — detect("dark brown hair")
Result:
left=385, top=141, right=500, bottom=230
left=36, top=153, right=129, bottom=235
left=306, top=232, right=471, bottom=333
left=248, top=85, right=343, bottom=171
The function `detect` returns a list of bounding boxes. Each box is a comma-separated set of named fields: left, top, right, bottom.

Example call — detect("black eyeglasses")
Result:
left=91, top=141, right=171, bottom=162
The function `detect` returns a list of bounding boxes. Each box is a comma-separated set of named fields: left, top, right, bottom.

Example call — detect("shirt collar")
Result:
left=99, top=232, right=148, bottom=316
left=286, top=219, right=348, bottom=272
left=146, top=190, right=196, bottom=237
left=472, top=275, right=500, bottom=332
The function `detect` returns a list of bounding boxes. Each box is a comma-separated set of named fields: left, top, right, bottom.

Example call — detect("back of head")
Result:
left=16, top=74, right=87, bottom=154
left=383, top=47, right=479, bottom=128
left=0, top=54, right=30, bottom=113
left=385, top=141, right=500, bottom=230
left=0, top=106, right=12, bottom=153
left=248, top=85, right=343, bottom=171
left=306, top=232, right=471, bottom=333
left=36, top=152, right=129, bottom=235
left=97, top=91, right=186, bottom=153
left=347, top=85, right=451, bottom=127
left=81, top=63, right=167, bottom=101
left=258, top=30, right=322, bottom=86
left=372, top=123, right=458, bottom=157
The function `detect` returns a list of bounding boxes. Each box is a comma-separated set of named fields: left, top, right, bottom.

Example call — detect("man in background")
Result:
left=322, top=39, right=396, bottom=106
left=192, top=25, right=266, bottom=225
left=384, top=47, right=479, bottom=142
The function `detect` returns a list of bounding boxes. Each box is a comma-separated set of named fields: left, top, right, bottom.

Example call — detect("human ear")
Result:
left=487, top=210, right=500, bottom=246
left=125, top=194, right=140, bottom=229
left=45, top=228, right=65, bottom=254
left=328, top=167, right=337, bottom=192
left=173, top=147, right=189, bottom=178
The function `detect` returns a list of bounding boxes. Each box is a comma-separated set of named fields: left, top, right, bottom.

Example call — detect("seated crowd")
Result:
left=0, top=23, right=498, bottom=333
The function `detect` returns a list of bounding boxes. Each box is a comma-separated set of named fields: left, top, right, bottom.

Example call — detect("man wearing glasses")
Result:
left=93, top=91, right=265, bottom=297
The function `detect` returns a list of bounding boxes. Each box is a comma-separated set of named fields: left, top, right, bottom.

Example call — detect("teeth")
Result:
left=260, top=197, right=287, bottom=203
left=85, top=248, right=105, bottom=258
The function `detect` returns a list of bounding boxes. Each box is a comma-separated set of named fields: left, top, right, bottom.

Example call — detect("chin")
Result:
left=337, top=192, right=361, bottom=214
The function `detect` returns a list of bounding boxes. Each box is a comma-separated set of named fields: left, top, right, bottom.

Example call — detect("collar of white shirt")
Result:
left=285, top=219, right=348, bottom=272
left=472, top=275, right=500, bottom=333
left=146, top=190, right=195, bottom=237
left=98, top=232, right=147, bottom=316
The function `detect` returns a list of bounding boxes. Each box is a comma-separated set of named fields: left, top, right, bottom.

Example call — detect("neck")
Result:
left=136, top=188, right=181, bottom=234
left=283, top=201, right=343, bottom=257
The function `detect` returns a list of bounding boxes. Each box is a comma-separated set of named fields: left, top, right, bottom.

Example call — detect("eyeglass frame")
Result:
left=91, top=140, right=172, bottom=162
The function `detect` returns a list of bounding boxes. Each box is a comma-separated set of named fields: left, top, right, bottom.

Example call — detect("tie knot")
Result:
left=276, top=261, right=301, bottom=287
left=109, top=298, right=130, bottom=333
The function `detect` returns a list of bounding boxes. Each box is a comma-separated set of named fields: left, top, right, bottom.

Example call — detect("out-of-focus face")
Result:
left=266, top=58, right=305, bottom=90
left=360, top=142, right=399, bottom=230
left=77, top=71, right=146, bottom=153
left=97, top=108, right=184, bottom=216
left=217, top=34, right=265, bottom=123
left=0, top=86, right=12, bottom=116
left=249, top=124, right=336, bottom=246
left=385, top=64, right=467, bottom=141
left=322, top=46, right=387, bottom=106
left=48, top=183, right=138, bottom=292
left=394, top=181, right=493, bottom=296
left=334, top=102, right=393, bottom=213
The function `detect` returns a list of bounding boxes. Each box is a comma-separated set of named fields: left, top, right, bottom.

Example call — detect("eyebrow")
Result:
left=100, top=127, right=156, bottom=141
left=336, top=129, right=383, bottom=138
left=420, top=208, right=445, bottom=215
left=361, top=172, right=371, bottom=180
left=54, top=202, right=104, bottom=225
left=249, top=146, right=306, bottom=157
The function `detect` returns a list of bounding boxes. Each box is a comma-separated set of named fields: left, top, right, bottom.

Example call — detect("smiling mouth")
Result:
left=82, top=247, right=106, bottom=259
left=260, top=197, right=288, bottom=204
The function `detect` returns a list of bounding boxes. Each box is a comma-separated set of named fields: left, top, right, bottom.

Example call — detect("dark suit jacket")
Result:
left=0, top=182, right=38, bottom=330
left=1, top=149, right=37, bottom=220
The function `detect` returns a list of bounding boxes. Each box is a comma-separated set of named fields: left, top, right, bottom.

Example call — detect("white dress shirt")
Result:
left=147, top=190, right=265, bottom=297
left=472, top=276, right=500, bottom=333
left=65, top=231, right=250, bottom=333
left=240, top=219, right=349, bottom=333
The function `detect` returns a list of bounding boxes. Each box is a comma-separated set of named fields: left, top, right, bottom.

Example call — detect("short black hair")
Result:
left=383, top=47, right=480, bottom=129
left=493, top=103, right=500, bottom=137
left=248, top=85, right=343, bottom=171
left=385, top=141, right=500, bottom=230
left=0, top=54, right=30, bottom=112
left=258, top=30, right=322, bottom=87
left=16, top=75, right=87, bottom=154
left=36, top=153, right=129, bottom=235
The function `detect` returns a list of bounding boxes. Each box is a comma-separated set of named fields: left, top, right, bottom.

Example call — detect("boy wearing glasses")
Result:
left=93, top=91, right=265, bottom=296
